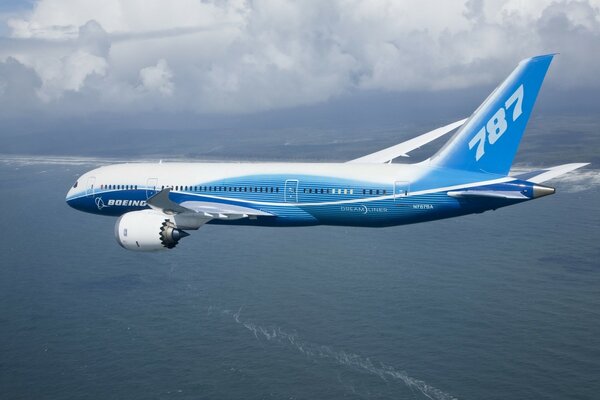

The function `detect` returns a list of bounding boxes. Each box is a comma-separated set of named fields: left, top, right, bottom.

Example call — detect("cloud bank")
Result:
left=1, top=0, right=599, bottom=117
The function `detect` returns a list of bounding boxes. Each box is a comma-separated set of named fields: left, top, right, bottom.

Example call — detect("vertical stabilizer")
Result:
left=430, top=55, right=554, bottom=175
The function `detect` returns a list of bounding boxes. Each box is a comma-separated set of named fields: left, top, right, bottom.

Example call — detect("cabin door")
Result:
left=284, top=179, right=299, bottom=202
left=146, top=178, right=159, bottom=199
left=85, top=176, right=96, bottom=197
left=394, top=181, right=410, bottom=200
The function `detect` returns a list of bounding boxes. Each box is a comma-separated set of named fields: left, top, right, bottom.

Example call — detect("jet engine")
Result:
left=114, top=210, right=189, bottom=251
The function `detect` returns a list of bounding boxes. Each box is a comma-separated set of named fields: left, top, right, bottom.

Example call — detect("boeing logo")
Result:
left=95, top=197, right=147, bottom=210
left=108, top=199, right=147, bottom=207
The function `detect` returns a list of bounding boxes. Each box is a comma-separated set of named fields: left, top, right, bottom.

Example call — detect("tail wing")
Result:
left=512, top=163, right=589, bottom=183
left=430, top=54, right=555, bottom=175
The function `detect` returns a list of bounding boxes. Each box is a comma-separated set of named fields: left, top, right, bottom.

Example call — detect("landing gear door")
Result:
left=146, top=178, right=159, bottom=199
left=394, top=181, right=410, bottom=200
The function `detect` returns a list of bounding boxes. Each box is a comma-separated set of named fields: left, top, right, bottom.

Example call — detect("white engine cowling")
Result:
left=114, top=210, right=189, bottom=251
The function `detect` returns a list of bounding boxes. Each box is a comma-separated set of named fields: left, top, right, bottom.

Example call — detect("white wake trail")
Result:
left=511, top=166, right=600, bottom=193
left=218, top=307, right=458, bottom=400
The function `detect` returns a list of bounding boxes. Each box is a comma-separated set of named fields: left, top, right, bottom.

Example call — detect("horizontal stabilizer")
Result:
left=513, top=163, right=589, bottom=183
left=447, top=190, right=528, bottom=200
left=347, top=118, right=466, bottom=164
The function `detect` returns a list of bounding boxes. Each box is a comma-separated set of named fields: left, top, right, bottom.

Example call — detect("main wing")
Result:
left=147, top=188, right=273, bottom=225
left=347, top=118, right=467, bottom=164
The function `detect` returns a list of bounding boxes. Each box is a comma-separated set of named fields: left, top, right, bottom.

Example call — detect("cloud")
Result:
left=0, top=57, right=42, bottom=116
left=139, top=59, right=174, bottom=96
left=0, top=0, right=599, bottom=116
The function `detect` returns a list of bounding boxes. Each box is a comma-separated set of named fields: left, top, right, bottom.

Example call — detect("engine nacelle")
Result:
left=114, top=210, right=189, bottom=251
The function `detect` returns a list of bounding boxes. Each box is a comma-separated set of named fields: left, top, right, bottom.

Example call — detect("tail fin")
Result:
left=430, top=54, right=555, bottom=175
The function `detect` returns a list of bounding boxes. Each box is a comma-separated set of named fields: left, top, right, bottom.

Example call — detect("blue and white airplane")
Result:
left=66, top=54, right=588, bottom=251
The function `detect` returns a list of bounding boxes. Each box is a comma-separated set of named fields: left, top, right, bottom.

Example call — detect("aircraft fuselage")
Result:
left=66, top=162, right=546, bottom=227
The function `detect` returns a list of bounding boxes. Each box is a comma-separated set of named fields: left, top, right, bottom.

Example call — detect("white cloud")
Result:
left=0, top=0, right=599, bottom=115
left=139, top=59, right=174, bottom=96
left=36, top=50, right=107, bottom=101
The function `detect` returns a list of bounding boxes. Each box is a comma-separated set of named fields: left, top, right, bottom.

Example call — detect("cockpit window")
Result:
left=73, top=181, right=78, bottom=188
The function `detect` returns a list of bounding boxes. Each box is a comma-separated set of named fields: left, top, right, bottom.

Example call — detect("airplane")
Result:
left=66, top=54, right=588, bottom=251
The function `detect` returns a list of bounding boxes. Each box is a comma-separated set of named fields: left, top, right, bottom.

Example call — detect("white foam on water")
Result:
left=0, top=155, right=127, bottom=166
left=216, top=306, right=458, bottom=400
left=512, top=166, right=600, bottom=193
left=549, top=169, right=600, bottom=193
left=0, top=154, right=266, bottom=167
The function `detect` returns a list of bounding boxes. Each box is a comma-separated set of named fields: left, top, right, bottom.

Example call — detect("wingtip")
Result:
left=521, top=53, right=559, bottom=64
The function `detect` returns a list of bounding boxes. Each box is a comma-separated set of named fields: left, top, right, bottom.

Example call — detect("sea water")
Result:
left=0, top=157, right=598, bottom=399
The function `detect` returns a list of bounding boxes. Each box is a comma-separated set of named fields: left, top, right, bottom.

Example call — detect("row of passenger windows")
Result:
left=101, top=184, right=137, bottom=190
left=302, top=188, right=387, bottom=195
left=305, top=188, right=342, bottom=194
left=163, top=185, right=280, bottom=193
left=101, top=184, right=280, bottom=193
left=100, top=184, right=387, bottom=196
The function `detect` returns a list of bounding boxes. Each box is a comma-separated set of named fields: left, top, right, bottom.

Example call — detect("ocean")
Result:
left=0, top=156, right=599, bottom=400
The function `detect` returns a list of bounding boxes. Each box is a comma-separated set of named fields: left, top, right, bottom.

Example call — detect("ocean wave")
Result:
left=0, top=155, right=128, bottom=166
left=548, top=169, right=600, bottom=193
left=213, top=306, right=458, bottom=400
left=0, top=154, right=266, bottom=166
left=511, top=166, right=600, bottom=193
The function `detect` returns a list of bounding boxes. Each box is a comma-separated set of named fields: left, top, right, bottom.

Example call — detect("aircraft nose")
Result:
left=66, top=189, right=75, bottom=208
left=66, top=185, right=80, bottom=209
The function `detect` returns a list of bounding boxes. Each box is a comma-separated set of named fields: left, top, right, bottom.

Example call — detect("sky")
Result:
left=0, top=0, right=599, bottom=154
